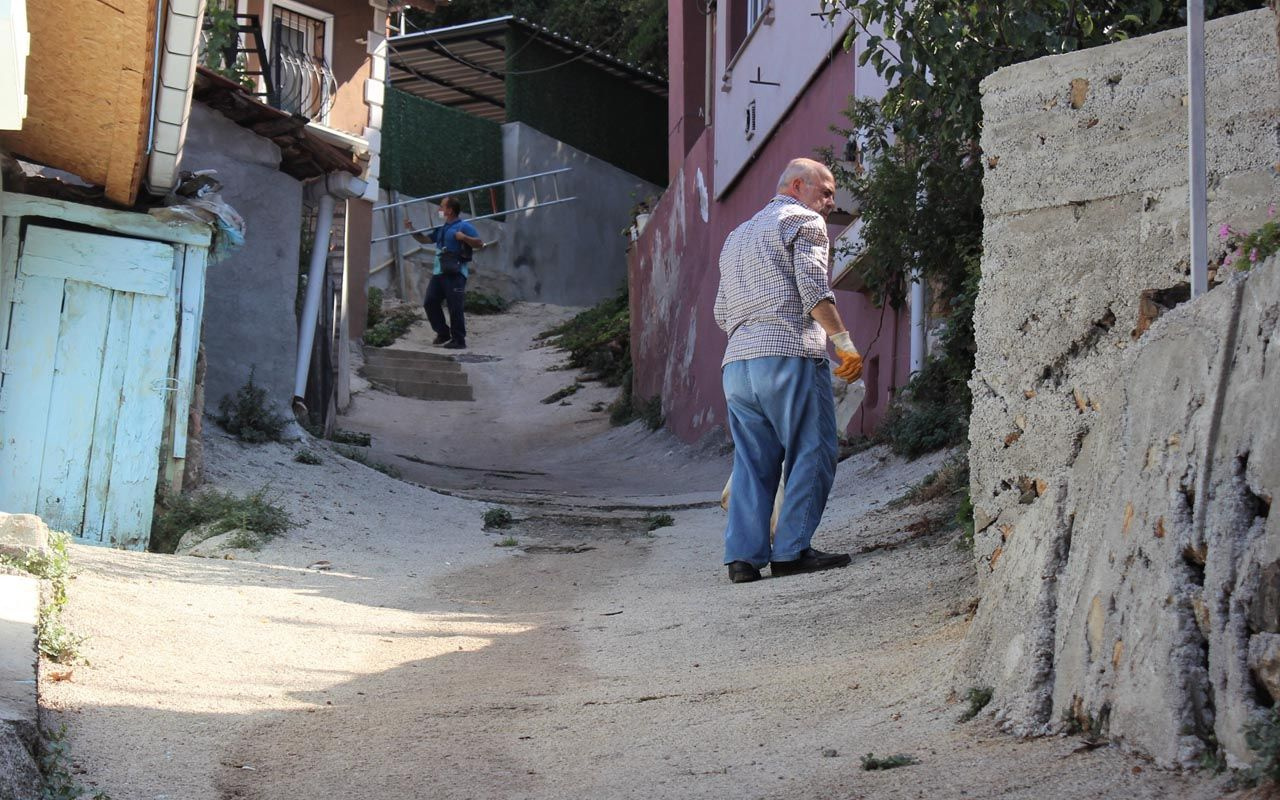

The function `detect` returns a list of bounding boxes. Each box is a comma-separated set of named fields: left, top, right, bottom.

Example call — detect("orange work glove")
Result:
left=830, top=331, right=863, bottom=382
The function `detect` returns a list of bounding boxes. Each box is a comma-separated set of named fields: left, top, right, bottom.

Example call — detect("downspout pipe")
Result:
left=294, top=171, right=368, bottom=410
left=909, top=274, right=925, bottom=374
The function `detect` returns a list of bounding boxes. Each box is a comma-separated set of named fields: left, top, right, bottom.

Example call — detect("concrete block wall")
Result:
left=182, top=102, right=304, bottom=418
left=958, top=8, right=1280, bottom=767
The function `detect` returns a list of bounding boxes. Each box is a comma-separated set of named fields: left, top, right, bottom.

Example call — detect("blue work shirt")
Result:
left=432, top=219, right=480, bottom=278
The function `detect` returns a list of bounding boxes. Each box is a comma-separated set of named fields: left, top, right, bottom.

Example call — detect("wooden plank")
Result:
left=36, top=281, right=112, bottom=535
left=0, top=194, right=212, bottom=247
left=21, top=226, right=174, bottom=297
left=171, top=246, right=208, bottom=459
left=0, top=275, right=64, bottom=515
left=101, top=290, right=175, bottom=550
left=81, top=292, right=133, bottom=545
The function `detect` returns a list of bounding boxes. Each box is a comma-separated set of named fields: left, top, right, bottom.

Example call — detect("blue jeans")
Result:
left=722, top=356, right=837, bottom=567
left=425, top=272, right=466, bottom=344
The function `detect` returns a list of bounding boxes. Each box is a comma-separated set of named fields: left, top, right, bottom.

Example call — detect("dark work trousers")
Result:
left=424, top=271, right=467, bottom=345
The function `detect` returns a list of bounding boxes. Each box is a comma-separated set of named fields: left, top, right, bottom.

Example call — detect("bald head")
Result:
left=777, top=158, right=836, bottom=218
left=777, top=158, right=831, bottom=192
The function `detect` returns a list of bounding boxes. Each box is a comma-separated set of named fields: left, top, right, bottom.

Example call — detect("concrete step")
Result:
left=362, top=346, right=473, bottom=402
left=363, top=347, right=456, bottom=365
left=360, top=363, right=470, bottom=386
left=368, top=377, right=474, bottom=401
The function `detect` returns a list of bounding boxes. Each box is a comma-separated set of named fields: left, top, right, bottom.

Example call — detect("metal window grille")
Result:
left=271, top=6, right=336, bottom=121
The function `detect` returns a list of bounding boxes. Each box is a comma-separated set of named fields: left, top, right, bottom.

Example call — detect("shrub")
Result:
left=645, top=513, right=674, bottom=532
left=150, top=488, right=292, bottom=554
left=466, top=291, right=510, bottom=315
left=1242, top=707, right=1280, bottom=787
left=959, top=687, right=993, bottom=722
left=365, top=305, right=421, bottom=348
left=1220, top=216, right=1280, bottom=272
left=294, top=449, right=322, bottom=465
left=483, top=507, right=514, bottom=529
left=216, top=368, right=288, bottom=443
left=537, top=288, right=631, bottom=386
left=861, top=753, right=916, bottom=771
left=367, top=286, right=385, bottom=330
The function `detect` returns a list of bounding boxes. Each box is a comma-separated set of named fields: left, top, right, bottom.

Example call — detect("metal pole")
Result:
left=909, top=276, right=925, bottom=374
left=295, top=193, right=336, bottom=401
left=1188, top=0, right=1208, bottom=298
left=387, top=189, right=409, bottom=302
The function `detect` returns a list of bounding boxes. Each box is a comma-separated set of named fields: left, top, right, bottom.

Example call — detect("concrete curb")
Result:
left=0, top=514, right=49, bottom=799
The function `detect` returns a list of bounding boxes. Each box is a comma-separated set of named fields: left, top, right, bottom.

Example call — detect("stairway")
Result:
left=360, top=348, right=474, bottom=402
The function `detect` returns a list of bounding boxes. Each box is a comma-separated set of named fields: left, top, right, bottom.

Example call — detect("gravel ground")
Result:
left=37, top=303, right=1233, bottom=800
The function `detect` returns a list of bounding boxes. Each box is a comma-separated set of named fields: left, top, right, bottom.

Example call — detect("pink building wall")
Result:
left=630, top=43, right=913, bottom=445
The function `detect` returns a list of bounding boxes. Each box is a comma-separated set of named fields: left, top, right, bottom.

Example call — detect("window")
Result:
left=746, top=0, right=768, bottom=29
left=267, top=1, right=335, bottom=122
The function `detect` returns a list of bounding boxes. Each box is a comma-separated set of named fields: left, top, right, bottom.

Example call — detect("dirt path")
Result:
left=38, top=305, right=1231, bottom=799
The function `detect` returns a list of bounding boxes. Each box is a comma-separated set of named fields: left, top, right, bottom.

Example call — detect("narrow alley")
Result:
left=35, top=307, right=1230, bottom=800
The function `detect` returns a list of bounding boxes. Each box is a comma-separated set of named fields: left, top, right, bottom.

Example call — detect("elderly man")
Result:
left=406, top=196, right=486, bottom=350
left=714, top=157, right=863, bottom=584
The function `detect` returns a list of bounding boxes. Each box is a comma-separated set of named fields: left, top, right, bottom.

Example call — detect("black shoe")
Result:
left=432, top=334, right=451, bottom=345
left=770, top=548, right=851, bottom=578
left=727, top=561, right=761, bottom=583
left=443, top=340, right=466, bottom=350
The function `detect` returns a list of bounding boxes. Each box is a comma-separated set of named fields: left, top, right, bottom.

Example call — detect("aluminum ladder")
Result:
left=371, top=168, right=575, bottom=243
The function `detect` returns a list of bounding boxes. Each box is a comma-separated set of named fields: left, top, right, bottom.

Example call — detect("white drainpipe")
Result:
left=294, top=172, right=368, bottom=406
left=909, top=275, right=925, bottom=374
left=146, top=0, right=206, bottom=194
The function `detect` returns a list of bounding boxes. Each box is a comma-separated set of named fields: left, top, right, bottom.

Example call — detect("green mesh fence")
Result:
left=381, top=88, right=504, bottom=213
left=505, top=31, right=667, bottom=186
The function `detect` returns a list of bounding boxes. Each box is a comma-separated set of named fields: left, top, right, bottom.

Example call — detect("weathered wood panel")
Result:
left=21, top=226, right=173, bottom=297
left=81, top=292, right=134, bottom=545
left=36, top=281, right=112, bottom=534
left=100, top=288, right=176, bottom=548
left=0, top=274, right=63, bottom=514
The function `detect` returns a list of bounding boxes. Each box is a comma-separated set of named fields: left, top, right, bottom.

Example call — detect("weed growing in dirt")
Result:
left=959, top=687, right=993, bottom=722
left=364, top=304, right=421, bottom=348
left=294, top=449, right=322, bottom=465
left=495, top=536, right=519, bottom=547
left=216, top=368, right=288, bottom=443
left=1240, top=707, right=1280, bottom=787
left=333, top=445, right=402, bottom=479
left=38, top=605, right=86, bottom=664
left=150, top=489, right=292, bottom=554
left=483, top=508, right=514, bottom=529
left=2, top=532, right=84, bottom=664
left=861, top=753, right=916, bottom=770
left=537, top=288, right=630, bottom=386
left=39, top=725, right=111, bottom=800
left=541, top=384, right=580, bottom=404
left=608, top=382, right=663, bottom=430
left=466, top=291, right=510, bottom=315
left=330, top=429, right=372, bottom=447
left=896, top=455, right=968, bottom=507
left=645, top=513, right=675, bottom=532
left=367, top=287, right=385, bottom=329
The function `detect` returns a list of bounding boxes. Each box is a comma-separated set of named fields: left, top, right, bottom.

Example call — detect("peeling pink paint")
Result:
left=630, top=43, right=911, bottom=445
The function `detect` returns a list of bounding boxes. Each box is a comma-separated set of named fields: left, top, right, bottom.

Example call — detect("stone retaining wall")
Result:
left=958, top=8, right=1280, bottom=768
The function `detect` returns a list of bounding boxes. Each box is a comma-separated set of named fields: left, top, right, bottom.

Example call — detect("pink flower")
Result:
left=1219, top=223, right=1233, bottom=241
left=1250, top=248, right=1260, bottom=262
left=1269, top=203, right=1276, bottom=218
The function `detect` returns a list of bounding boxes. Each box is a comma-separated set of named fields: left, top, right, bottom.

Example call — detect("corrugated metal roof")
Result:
left=387, top=16, right=667, bottom=123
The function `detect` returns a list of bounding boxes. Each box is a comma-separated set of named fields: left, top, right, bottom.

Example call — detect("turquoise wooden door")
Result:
left=0, top=225, right=178, bottom=549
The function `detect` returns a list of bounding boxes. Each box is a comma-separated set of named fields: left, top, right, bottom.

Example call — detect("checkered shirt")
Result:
left=714, top=195, right=836, bottom=367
